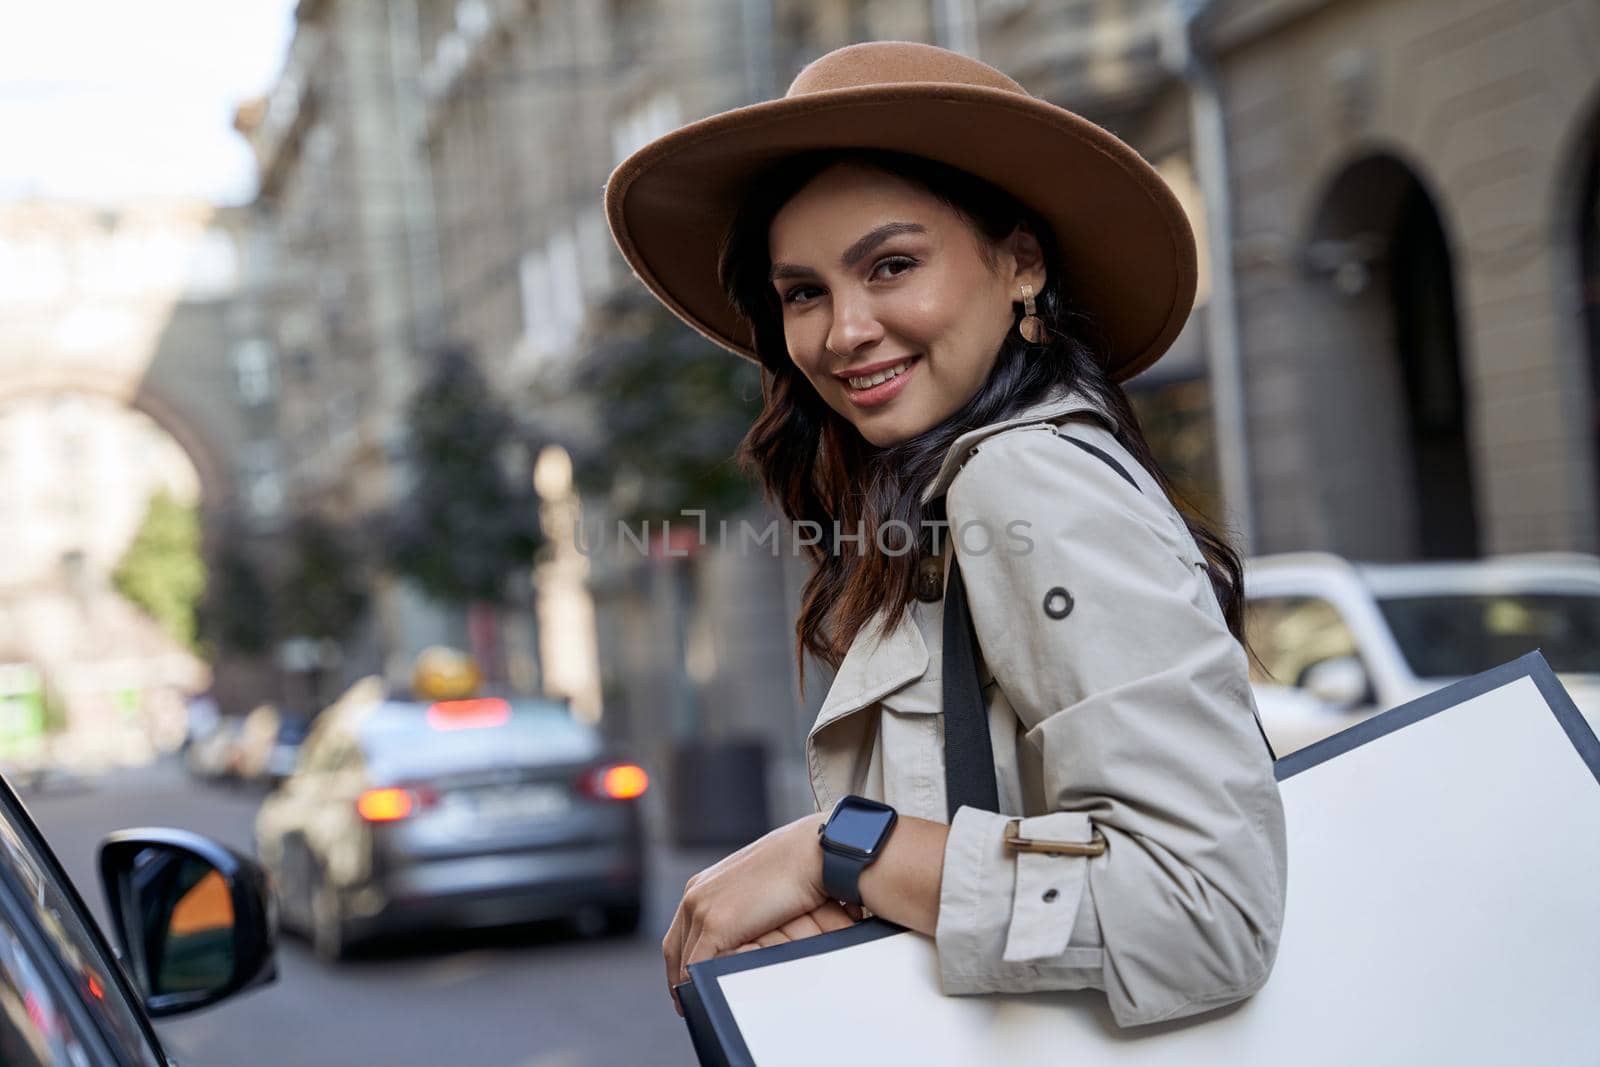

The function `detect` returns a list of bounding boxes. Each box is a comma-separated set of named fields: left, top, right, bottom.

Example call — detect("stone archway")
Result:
left=0, top=367, right=231, bottom=523
left=0, top=197, right=282, bottom=756
left=1300, top=152, right=1480, bottom=561
left=0, top=369, right=230, bottom=767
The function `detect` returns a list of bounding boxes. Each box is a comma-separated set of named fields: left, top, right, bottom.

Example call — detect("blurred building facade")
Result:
left=0, top=199, right=277, bottom=765
left=235, top=0, right=474, bottom=708
left=232, top=0, right=935, bottom=821
left=231, top=0, right=1600, bottom=822
left=974, top=0, right=1600, bottom=567
left=1190, top=0, right=1600, bottom=563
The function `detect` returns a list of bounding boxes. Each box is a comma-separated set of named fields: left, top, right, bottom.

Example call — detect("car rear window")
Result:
left=1378, top=593, right=1600, bottom=677
left=358, top=699, right=600, bottom=777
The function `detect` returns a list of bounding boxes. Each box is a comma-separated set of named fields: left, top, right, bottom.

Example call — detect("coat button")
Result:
left=914, top=555, right=943, bottom=602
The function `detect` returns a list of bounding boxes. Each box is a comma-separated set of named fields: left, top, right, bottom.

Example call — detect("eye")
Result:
left=873, top=255, right=917, bottom=279
left=781, top=283, right=822, bottom=306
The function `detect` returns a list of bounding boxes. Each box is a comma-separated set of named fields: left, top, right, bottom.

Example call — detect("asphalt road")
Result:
left=21, top=761, right=716, bottom=1067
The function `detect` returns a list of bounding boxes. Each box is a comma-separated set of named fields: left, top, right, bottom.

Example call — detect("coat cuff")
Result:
left=935, top=806, right=1104, bottom=994
left=1001, top=811, right=1094, bottom=962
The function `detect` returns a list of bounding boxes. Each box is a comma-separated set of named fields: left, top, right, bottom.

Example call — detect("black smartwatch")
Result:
left=817, top=795, right=898, bottom=907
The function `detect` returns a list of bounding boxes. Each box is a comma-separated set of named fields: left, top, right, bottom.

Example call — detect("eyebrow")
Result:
left=769, top=222, right=928, bottom=283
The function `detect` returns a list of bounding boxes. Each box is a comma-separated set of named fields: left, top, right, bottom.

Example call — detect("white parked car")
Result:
left=1244, top=552, right=1600, bottom=756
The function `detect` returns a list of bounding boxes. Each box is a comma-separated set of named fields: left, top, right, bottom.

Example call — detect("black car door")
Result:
left=0, top=780, right=167, bottom=1067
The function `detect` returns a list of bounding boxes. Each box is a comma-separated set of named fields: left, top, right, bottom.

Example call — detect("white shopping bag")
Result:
left=680, top=651, right=1600, bottom=1066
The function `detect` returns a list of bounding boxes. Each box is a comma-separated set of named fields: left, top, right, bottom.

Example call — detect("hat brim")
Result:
left=605, top=83, right=1197, bottom=383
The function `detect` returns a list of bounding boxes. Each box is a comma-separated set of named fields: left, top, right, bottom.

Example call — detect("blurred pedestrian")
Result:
left=182, top=688, right=220, bottom=753
left=607, top=41, right=1286, bottom=1030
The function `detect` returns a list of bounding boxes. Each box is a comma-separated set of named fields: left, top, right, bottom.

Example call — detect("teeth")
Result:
left=848, top=360, right=912, bottom=389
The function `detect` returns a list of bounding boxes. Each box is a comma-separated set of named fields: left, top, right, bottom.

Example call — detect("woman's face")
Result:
left=767, top=163, right=1046, bottom=447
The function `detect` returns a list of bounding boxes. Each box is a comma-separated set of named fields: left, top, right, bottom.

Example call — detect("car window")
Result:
left=1377, top=593, right=1600, bottom=677
left=1246, top=596, right=1364, bottom=688
left=0, top=921, right=94, bottom=1066
left=0, top=786, right=163, bottom=1066
left=360, top=699, right=600, bottom=779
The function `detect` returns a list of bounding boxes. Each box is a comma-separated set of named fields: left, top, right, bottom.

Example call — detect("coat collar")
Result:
left=810, top=604, right=931, bottom=736
left=809, top=385, right=1114, bottom=737
left=919, top=385, right=1113, bottom=505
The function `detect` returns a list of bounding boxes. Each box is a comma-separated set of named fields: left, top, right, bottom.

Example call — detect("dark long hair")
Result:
left=718, top=148, right=1249, bottom=692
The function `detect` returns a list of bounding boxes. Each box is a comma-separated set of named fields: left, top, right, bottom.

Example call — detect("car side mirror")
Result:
left=98, top=829, right=277, bottom=1017
left=1302, top=655, right=1373, bottom=711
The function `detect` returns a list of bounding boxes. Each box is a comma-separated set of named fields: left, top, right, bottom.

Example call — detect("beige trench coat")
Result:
left=805, top=385, right=1288, bottom=1029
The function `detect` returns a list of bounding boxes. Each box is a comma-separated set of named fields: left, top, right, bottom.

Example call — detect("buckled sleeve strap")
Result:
left=935, top=806, right=1105, bottom=995
left=1001, top=810, right=1095, bottom=962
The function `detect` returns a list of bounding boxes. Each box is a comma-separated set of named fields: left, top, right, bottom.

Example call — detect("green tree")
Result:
left=277, top=515, right=368, bottom=642
left=386, top=343, right=544, bottom=605
left=112, top=490, right=206, bottom=651
left=196, top=538, right=274, bottom=658
left=537, top=288, right=763, bottom=525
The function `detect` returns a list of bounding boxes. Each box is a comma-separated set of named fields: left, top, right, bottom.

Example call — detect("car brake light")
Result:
left=427, top=697, right=511, bottom=731
left=579, top=763, right=649, bottom=801
left=357, top=787, right=419, bottom=822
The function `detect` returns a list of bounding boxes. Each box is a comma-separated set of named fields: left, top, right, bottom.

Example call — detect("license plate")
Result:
left=468, top=785, right=570, bottom=822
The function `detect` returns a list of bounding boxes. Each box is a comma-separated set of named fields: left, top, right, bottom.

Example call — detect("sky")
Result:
left=0, top=0, right=298, bottom=205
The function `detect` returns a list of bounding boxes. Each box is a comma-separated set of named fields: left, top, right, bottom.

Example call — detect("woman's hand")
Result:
left=663, top=812, right=828, bottom=1014
left=724, top=900, right=863, bottom=955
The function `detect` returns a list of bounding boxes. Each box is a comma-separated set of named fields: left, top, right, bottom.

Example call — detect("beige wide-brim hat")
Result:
left=604, top=41, right=1196, bottom=383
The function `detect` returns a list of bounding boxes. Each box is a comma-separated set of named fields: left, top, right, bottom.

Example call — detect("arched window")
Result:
left=1303, top=154, right=1478, bottom=560
left=1580, top=120, right=1600, bottom=524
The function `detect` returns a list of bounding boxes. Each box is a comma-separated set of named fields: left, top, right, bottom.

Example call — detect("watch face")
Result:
left=826, top=800, right=895, bottom=856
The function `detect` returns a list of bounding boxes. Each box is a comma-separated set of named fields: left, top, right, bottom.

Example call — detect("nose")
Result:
left=824, top=288, right=884, bottom=360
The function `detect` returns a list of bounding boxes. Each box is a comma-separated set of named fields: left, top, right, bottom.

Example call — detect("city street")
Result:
left=21, top=761, right=711, bottom=1067
left=7, top=0, right=1597, bottom=1062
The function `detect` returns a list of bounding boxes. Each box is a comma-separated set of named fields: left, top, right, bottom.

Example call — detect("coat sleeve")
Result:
left=934, top=425, right=1288, bottom=1028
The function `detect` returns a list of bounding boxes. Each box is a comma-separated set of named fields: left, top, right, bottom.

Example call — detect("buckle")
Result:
left=1003, top=819, right=1107, bottom=857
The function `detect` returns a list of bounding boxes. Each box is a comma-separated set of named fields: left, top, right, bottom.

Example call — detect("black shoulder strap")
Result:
left=1058, top=431, right=1140, bottom=492
left=941, top=560, right=999, bottom=820
left=941, top=429, right=1273, bottom=820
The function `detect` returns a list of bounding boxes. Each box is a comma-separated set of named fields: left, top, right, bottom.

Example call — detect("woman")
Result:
left=605, top=41, right=1287, bottom=1029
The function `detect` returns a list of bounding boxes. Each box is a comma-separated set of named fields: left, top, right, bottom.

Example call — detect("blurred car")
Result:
left=263, top=715, right=311, bottom=785
left=182, top=715, right=244, bottom=782
left=231, top=704, right=285, bottom=784
left=254, top=687, right=648, bottom=961
left=228, top=705, right=314, bottom=788
left=1245, top=551, right=1600, bottom=755
left=0, top=769, right=276, bottom=1065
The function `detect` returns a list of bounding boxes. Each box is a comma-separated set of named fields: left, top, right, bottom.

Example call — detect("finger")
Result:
left=809, top=901, right=857, bottom=933
left=680, top=902, right=715, bottom=983
left=778, top=912, right=824, bottom=941
left=754, top=929, right=791, bottom=948
left=669, top=897, right=703, bottom=1019
left=715, top=940, right=763, bottom=958
left=663, top=910, right=682, bottom=983
left=663, top=898, right=690, bottom=998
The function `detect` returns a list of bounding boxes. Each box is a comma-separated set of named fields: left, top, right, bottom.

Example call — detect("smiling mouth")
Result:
left=843, top=357, right=918, bottom=391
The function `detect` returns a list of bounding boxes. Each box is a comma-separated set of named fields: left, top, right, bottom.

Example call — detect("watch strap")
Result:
left=821, top=845, right=866, bottom=907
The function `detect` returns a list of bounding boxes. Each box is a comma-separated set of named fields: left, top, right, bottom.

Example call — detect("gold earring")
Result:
left=1018, top=284, right=1045, bottom=343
